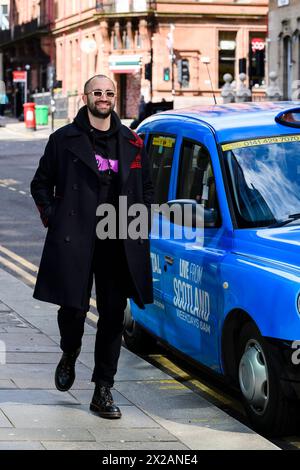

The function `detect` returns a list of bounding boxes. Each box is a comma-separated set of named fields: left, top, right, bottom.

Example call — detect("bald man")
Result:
left=31, top=75, right=154, bottom=419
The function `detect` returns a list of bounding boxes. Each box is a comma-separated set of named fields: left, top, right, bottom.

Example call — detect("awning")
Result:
left=109, top=54, right=142, bottom=74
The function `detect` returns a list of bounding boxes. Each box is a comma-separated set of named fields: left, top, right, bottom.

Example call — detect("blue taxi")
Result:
left=123, top=102, right=300, bottom=436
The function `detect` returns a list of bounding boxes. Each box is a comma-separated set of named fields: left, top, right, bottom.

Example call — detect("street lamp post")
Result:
left=24, top=64, right=30, bottom=103
left=201, top=56, right=217, bottom=104
left=47, top=64, right=55, bottom=132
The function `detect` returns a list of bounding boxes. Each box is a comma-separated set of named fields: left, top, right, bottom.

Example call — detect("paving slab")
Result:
left=0, top=302, right=12, bottom=312
left=69, top=389, right=131, bottom=406
left=0, top=362, right=91, bottom=381
left=115, top=380, right=215, bottom=420
left=101, top=441, right=189, bottom=451
left=0, top=441, right=45, bottom=450
left=12, top=378, right=94, bottom=390
left=5, top=352, right=62, bottom=364
left=0, top=404, right=160, bottom=429
left=114, top=381, right=279, bottom=450
left=41, top=441, right=106, bottom=450
left=0, top=390, right=80, bottom=405
left=150, top=417, right=279, bottom=450
left=0, top=380, right=18, bottom=389
left=0, top=427, right=95, bottom=442
left=79, top=348, right=170, bottom=382
left=0, top=409, right=13, bottom=428
left=0, top=332, right=58, bottom=352
left=87, top=427, right=179, bottom=443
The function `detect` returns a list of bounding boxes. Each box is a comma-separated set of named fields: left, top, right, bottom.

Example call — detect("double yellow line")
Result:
left=0, top=244, right=98, bottom=323
left=148, top=353, right=244, bottom=415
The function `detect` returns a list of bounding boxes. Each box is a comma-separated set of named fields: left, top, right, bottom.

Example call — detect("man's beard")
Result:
left=87, top=97, right=114, bottom=119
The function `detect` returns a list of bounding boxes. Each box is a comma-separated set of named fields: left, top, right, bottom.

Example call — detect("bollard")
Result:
left=221, top=73, right=235, bottom=103
left=266, top=72, right=282, bottom=101
left=236, top=73, right=252, bottom=103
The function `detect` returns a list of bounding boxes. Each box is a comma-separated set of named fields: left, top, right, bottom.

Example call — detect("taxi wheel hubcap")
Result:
left=239, top=339, right=269, bottom=415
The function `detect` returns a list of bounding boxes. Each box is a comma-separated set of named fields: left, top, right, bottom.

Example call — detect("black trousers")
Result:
left=57, top=238, right=133, bottom=388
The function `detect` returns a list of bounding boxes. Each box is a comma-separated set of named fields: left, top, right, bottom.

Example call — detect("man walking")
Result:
left=30, top=75, right=154, bottom=419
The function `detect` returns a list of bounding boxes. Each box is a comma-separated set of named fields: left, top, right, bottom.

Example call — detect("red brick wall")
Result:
left=126, top=72, right=141, bottom=118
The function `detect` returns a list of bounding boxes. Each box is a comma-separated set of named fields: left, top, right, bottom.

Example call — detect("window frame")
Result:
left=146, top=132, right=177, bottom=206
left=176, top=137, right=222, bottom=228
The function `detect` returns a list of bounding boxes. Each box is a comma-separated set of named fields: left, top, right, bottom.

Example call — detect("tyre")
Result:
left=237, top=322, right=298, bottom=436
left=123, top=301, right=157, bottom=354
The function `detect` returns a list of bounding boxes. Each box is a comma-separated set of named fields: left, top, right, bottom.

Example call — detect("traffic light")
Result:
left=145, top=62, right=152, bottom=81
left=177, top=59, right=190, bottom=87
left=163, top=67, right=170, bottom=81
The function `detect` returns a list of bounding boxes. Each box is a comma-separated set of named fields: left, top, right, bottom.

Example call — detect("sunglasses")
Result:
left=86, top=90, right=116, bottom=98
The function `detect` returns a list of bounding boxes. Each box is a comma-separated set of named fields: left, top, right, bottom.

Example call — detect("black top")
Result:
left=74, top=106, right=122, bottom=208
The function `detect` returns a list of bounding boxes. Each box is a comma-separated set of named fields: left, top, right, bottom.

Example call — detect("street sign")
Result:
left=13, top=70, right=26, bottom=83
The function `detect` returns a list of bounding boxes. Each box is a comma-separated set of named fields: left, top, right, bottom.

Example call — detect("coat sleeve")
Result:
left=30, top=134, right=57, bottom=227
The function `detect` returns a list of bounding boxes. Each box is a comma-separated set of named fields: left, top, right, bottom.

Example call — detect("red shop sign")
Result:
left=251, top=38, right=265, bottom=53
left=13, top=71, right=27, bottom=82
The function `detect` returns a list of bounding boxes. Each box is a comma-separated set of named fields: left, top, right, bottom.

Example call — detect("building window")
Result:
left=112, top=32, right=118, bottom=50
left=218, top=31, right=236, bottom=88
left=136, top=31, right=142, bottom=48
left=0, top=4, right=9, bottom=29
left=249, top=33, right=266, bottom=87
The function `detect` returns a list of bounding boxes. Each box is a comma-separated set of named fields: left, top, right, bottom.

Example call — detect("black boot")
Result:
left=90, top=384, right=122, bottom=419
left=55, top=347, right=81, bottom=392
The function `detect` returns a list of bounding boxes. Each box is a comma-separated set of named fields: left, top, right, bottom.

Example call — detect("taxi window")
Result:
left=147, top=134, right=176, bottom=204
left=177, top=140, right=218, bottom=211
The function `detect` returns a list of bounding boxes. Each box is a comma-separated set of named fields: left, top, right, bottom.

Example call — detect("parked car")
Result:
left=123, top=102, right=300, bottom=436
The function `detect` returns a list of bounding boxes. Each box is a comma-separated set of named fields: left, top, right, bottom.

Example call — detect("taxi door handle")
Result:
left=164, top=255, right=174, bottom=265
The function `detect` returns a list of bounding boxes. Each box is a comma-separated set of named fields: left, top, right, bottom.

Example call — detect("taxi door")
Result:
left=161, top=128, right=226, bottom=371
left=132, top=132, right=178, bottom=338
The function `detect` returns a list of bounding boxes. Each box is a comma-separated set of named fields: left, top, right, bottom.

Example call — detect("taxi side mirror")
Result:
left=161, top=199, right=219, bottom=228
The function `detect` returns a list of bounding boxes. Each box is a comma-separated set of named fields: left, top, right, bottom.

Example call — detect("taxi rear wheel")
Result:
left=237, top=322, right=298, bottom=436
left=123, top=301, right=157, bottom=354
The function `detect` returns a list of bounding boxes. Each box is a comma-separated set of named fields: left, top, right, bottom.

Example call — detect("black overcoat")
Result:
left=30, top=121, right=154, bottom=310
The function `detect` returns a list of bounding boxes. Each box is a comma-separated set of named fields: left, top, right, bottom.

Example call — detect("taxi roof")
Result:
left=146, top=101, right=300, bottom=143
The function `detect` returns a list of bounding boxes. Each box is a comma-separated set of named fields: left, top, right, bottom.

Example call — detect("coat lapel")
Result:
left=118, top=126, right=140, bottom=190
left=64, top=122, right=140, bottom=186
left=65, top=125, right=100, bottom=179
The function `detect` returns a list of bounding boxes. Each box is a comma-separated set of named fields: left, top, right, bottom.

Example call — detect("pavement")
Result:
left=0, top=116, right=56, bottom=140
left=0, top=116, right=133, bottom=140
left=0, top=266, right=279, bottom=451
